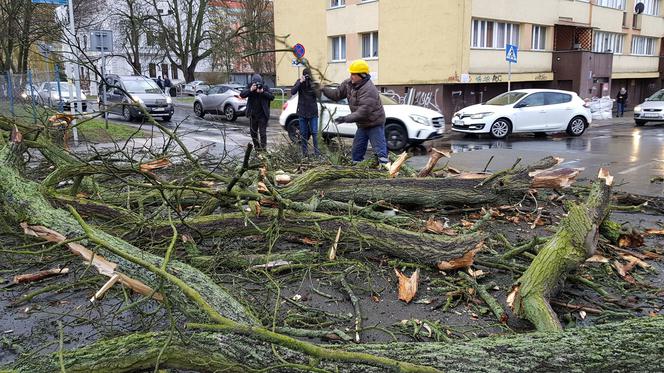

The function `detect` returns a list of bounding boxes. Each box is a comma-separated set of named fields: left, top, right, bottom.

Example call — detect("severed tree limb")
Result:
left=417, top=148, right=450, bottom=178
left=507, top=169, right=613, bottom=332
left=13, top=316, right=664, bottom=373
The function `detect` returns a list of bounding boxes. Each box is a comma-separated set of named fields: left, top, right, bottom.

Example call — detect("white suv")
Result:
left=279, top=93, right=445, bottom=151
left=452, top=89, right=592, bottom=139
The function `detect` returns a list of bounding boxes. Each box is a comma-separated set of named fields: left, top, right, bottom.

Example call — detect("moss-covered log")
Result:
left=0, top=145, right=257, bottom=325
left=12, top=316, right=664, bottom=373
left=281, top=157, right=562, bottom=208
left=508, top=170, right=613, bottom=331
left=148, top=210, right=484, bottom=268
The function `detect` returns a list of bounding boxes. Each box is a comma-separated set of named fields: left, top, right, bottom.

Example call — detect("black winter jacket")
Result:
left=291, top=78, right=320, bottom=119
left=240, top=74, right=274, bottom=120
left=322, top=77, right=385, bottom=128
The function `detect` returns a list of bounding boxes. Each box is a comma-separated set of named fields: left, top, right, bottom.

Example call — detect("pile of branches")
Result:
left=1, top=112, right=664, bottom=373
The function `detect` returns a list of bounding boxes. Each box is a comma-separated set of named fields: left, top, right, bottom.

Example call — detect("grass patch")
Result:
left=75, top=118, right=147, bottom=143
left=175, top=97, right=196, bottom=105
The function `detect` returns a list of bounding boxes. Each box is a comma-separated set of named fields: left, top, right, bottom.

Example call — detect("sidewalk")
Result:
left=591, top=110, right=634, bottom=128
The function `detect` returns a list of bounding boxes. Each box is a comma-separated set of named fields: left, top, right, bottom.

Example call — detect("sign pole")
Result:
left=101, top=41, right=108, bottom=129
left=67, top=0, right=80, bottom=142
left=508, top=61, right=512, bottom=92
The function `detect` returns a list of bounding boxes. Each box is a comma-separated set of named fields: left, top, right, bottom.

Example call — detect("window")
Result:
left=592, top=31, right=624, bottom=53
left=596, top=0, right=625, bottom=9
left=330, top=0, right=345, bottom=8
left=531, top=25, right=546, bottom=50
left=471, top=19, right=519, bottom=49
left=361, top=32, right=379, bottom=58
left=171, top=63, right=178, bottom=79
left=519, top=93, right=547, bottom=107
left=631, top=36, right=656, bottom=55
left=636, top=0, right=660, bottom=15
left=545, top=93, right=572, bottom=105
left=331, top=35, right=346, bottom=61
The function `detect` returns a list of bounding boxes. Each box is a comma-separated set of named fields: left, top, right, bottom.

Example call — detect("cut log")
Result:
left=13, top=316, right=664, bottom=373
left=418, top=148, right=450, bottom=178
left=148, top=210, right=485, bottom=268
left=507, top=169, right=613, bottom=331
left=282, top=157, right=573, bottom=208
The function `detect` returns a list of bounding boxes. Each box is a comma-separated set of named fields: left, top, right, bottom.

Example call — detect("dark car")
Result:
left=101, top=75, right=174, bottom=121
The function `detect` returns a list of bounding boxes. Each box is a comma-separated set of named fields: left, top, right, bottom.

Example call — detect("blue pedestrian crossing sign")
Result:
left=506, top=44, right=518, bottom=63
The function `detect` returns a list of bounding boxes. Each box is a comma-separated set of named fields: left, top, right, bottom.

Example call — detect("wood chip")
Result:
left=13, top=268, right=69, bottom=284
left=328, top=227, right=341, bottom=261
left=437, top=242, right=483, bottom=271
left=585, top=255, right=610, bottom=263
left=139, top=158, right=171, bottom=173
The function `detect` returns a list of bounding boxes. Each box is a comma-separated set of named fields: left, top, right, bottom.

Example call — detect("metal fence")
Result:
left=0, top=69, right=90, bottom=121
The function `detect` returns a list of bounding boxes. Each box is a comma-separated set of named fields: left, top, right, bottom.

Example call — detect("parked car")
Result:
left=634, top=89, right=664, bottom=127
left=279, top=93, right=444, bottom=151
left=30, top=81, right=88, bottom=112
left=183, top=80, right=209, bottom=96
left=101, top=74, right=174, bottom=122
left=451, top=89, right=592, bottom=139
left=193, top=84, right=246, bottom=121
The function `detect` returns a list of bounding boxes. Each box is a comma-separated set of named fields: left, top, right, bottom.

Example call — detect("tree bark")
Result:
left=12, top=316, right=664, bottom=373
left=508, top=169, right=613, bottom=331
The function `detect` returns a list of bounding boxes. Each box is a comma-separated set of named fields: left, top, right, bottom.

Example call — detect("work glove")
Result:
left=334, top=116, right=346, bottom=124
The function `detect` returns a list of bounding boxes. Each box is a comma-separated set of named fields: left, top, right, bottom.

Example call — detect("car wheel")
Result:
left=489, top=119, right=511, bottom=139
left=287, top=118, right=301, bottom=143
left=224, top=105, right=238, bottom=122
left=566, top=116, right=587, bottom=136
left=384, top=122, right=408, bottom=151
left=635, top=120, right=646, bottom=127
left=122, top=105, right=134, bottom=122
left=194, top=102, right=205, bottom=118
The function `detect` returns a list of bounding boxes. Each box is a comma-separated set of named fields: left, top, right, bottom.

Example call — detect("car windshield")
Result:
left=486, top=92, right=529, bottom=105
left=647, top=90, right=664, bottom=101
left=124, top=79, right=162, bottom=94
left=380, top=94, right=397, bottom=105
left=48, top=83, right=74, bottom=91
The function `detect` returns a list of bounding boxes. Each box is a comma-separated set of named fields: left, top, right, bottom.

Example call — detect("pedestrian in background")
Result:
left=616, top=87, right=628, bottom=117
left=163, top=76, right=172, bottom=96
left=322, top=59, right=388, bottom=165
left=156, top=76, right=164, bottom=92
left=241, top=73, right=274, bottom=151
left=291, top=68, right=321, bottom=157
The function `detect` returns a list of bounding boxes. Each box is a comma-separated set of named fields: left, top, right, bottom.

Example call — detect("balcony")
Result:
left=612, top=55, right=660, bottom=79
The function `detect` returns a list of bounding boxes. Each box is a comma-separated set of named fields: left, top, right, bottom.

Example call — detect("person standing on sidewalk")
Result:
left=616, top=88, right=628, bottom=117
left=241, top=73, right=274, bottom=151
left=322, top=59, right=388, bottom=165
left=291, top=68, right=321, bottom=156
left=156, top=76, right=164, bottom=92
left=163, top=76, right=173, bottom=96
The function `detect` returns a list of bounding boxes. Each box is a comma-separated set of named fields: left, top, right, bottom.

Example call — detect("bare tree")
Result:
left=234, top=0, right=274, bottom=75
left=112, top=0, right=163, bottom=75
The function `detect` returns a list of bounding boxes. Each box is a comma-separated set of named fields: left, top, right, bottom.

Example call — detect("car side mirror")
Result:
left=514, top=102, right=527, bottom=108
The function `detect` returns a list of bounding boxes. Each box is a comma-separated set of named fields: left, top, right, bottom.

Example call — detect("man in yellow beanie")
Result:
left=322, top=59, right=388, bottom=165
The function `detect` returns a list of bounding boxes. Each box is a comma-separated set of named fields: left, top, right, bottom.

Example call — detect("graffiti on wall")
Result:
left=382, top=87, right=442, bottom=113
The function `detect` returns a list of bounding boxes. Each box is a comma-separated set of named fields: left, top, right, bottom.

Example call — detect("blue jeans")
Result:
left=352, top=125, right=389, bottom=164
left=617, top=102, right=625, bottom=117
left=299, top=116, right=320, bottom=155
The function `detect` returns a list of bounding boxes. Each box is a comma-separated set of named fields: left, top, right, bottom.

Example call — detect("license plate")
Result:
left=152, top=107, right=165, bottom=112
left=643, top=113, right=659, bottom=118
left=454, top=119, right=465, bottom=126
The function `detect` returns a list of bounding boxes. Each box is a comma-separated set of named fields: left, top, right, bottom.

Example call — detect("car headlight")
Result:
left=166, top=96, right=172, bottom=104
left=634, top=106, right=642, bottom=113
left=20, top=92, right=27, bottom=99
left=470, top=112, right=494, bottom=119
left=409, top=114, right=430, bottom=126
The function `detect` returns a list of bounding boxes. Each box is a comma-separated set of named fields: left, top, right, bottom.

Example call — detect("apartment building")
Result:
left=274, top=0, right=664, bottom=121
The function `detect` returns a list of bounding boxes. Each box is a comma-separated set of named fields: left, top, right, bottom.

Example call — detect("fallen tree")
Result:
left=12, top=316, right=664, bottom=372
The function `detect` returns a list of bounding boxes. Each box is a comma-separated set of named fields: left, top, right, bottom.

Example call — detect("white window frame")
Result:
left=631, top=35, right=656, bottom=56
left=330, top=0, right=345, bottom=9
left=494, top=22, right=520, bottom=49
left=592, top=31, right=624, bottom=54
left=471, top=19, right=519, bottom=49
left=596, top=0, right=626, bottom=10
left=471, top=19, right=492, bottom=48
left=361, top=32, right=379, bottom=59
left=636, top=0, right=660, bottom=15
left=330, top=35, right=346, bottom=62
left=531, top=25, right=546, bottom=50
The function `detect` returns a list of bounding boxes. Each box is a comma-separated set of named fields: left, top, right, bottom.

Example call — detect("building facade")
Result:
left=274, top=0, right=664, bottom=121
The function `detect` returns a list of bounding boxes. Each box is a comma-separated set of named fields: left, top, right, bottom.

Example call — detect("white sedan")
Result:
left=279, top=93, right=445, bottom=151
left=452, top=89, right=592, bottom=139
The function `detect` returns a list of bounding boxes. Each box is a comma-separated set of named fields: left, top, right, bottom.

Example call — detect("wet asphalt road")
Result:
left=106, top=106, right=664, bottom=197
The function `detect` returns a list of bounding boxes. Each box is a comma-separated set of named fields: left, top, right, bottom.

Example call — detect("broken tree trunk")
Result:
left=0, top=145, right=257, bottom=325
left=12, top=316, right=664, bottom=373
left=508, top=169, right=613, bottom=332
left=281, top=157, right=576, bottom=208
left=147, top=209, right=485, bottom=268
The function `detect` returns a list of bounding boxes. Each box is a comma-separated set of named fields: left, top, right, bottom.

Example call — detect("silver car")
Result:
left=193, top=84, right=246, bottom=121
left=183, top=80, right=209, bottom=96
left=634, top=89, right=664, bottom=127
left=102, top=74, right=174, bottom=122
left=35, top=81, right=88, bottom=111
